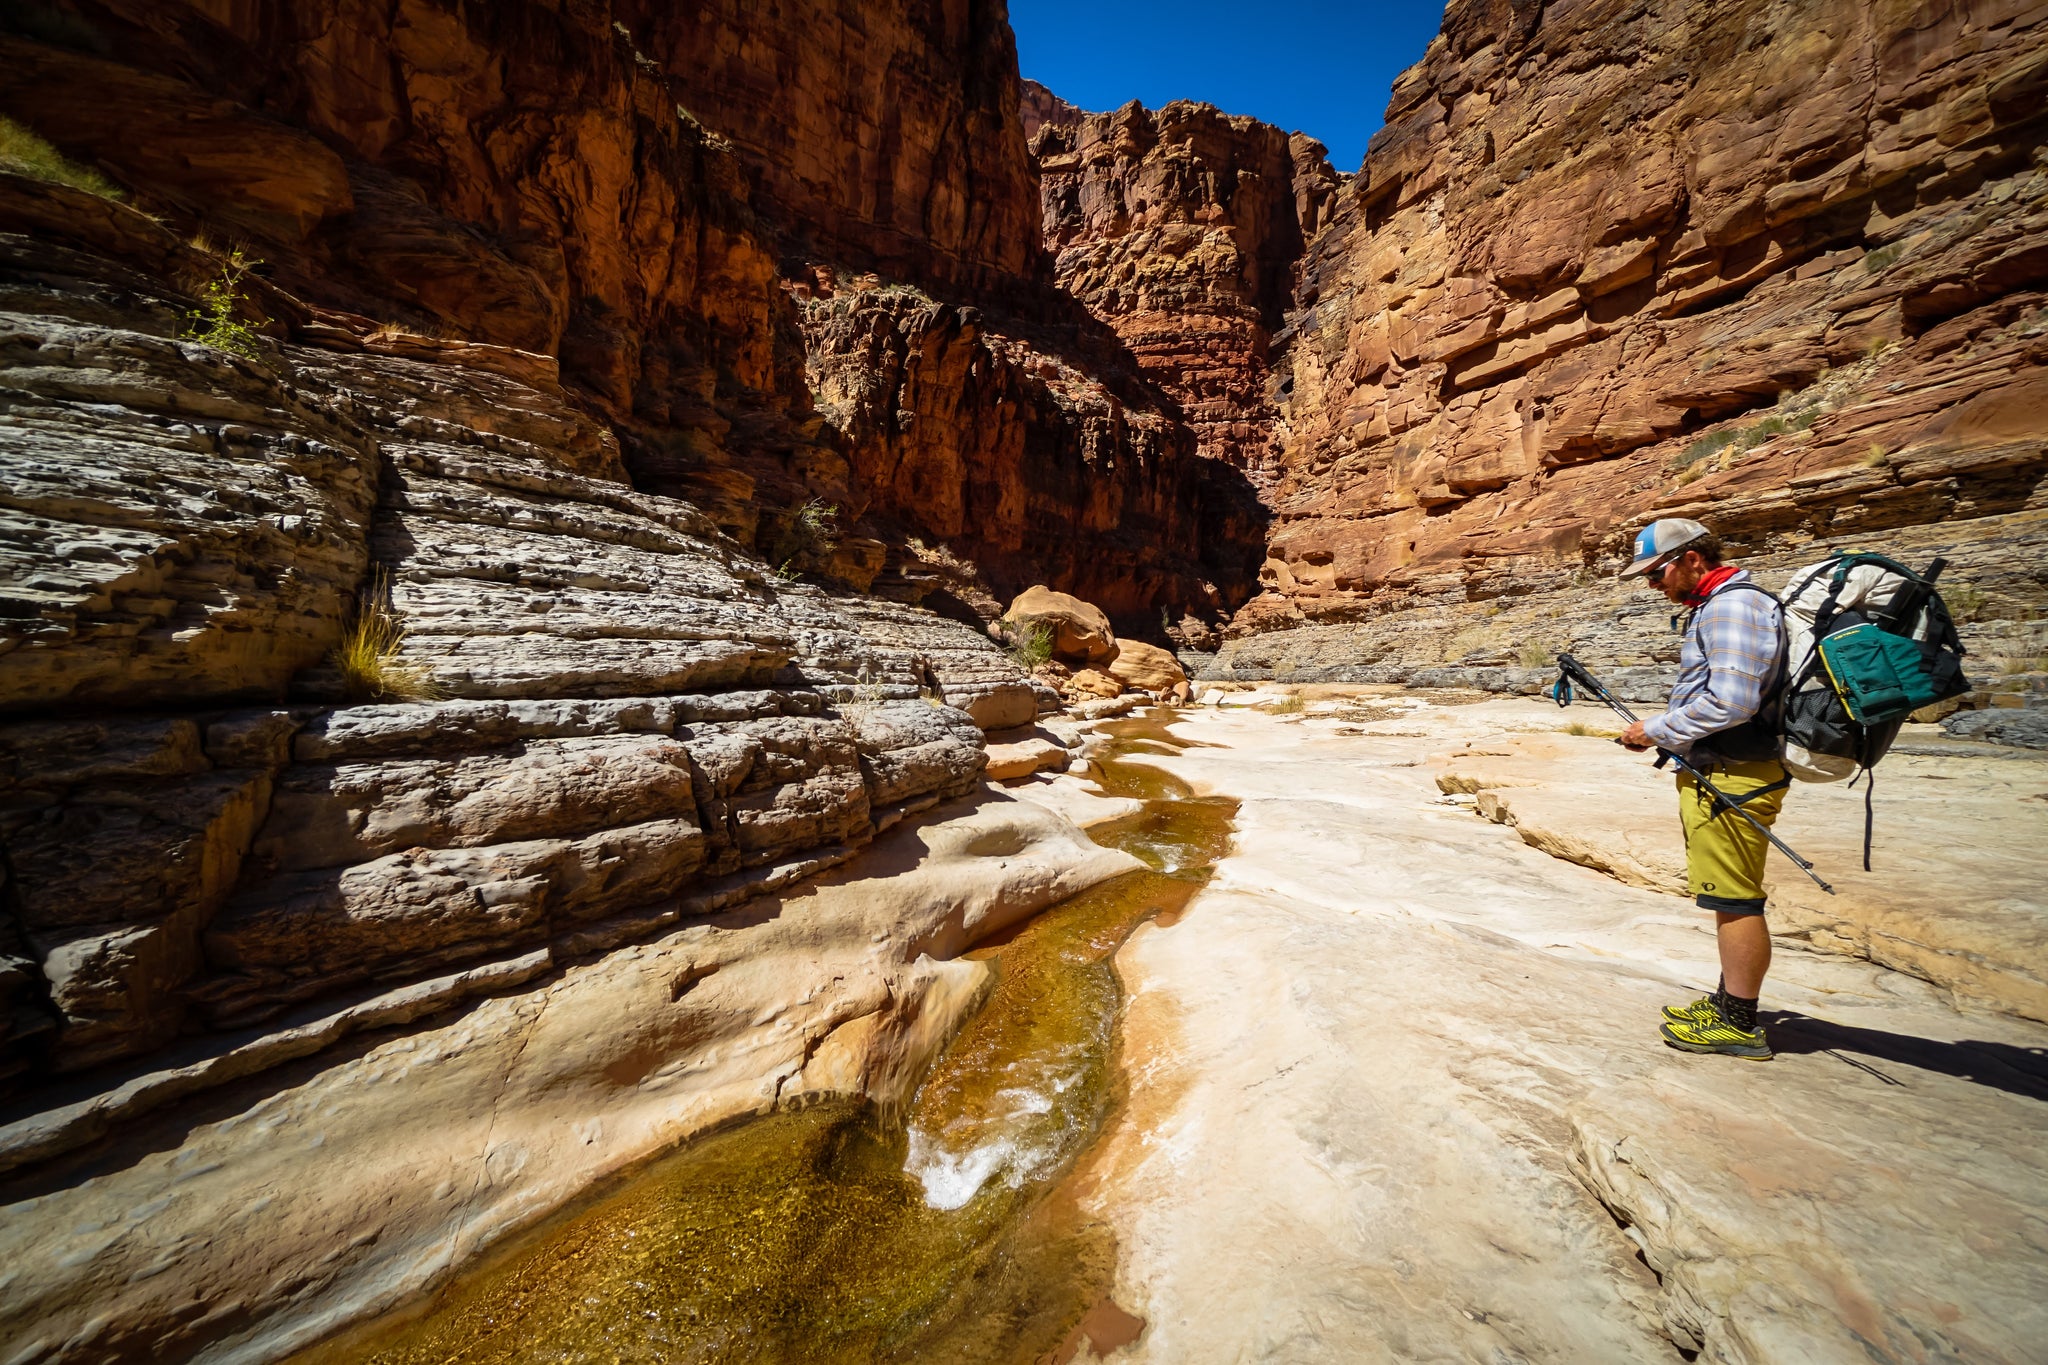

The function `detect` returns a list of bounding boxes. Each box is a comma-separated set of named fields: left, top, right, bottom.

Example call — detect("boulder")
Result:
left=1066, top=669, right=1124, bottom=700
left=1004, top=587, right=1119, bottom=666
left=983, top=737, right=1071, bottom=782
left=1108, top=640, right=1190, bottom=702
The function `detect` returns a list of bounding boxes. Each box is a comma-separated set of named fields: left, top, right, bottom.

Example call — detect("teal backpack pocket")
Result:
left=1816, top=622, right=1939, bottom=723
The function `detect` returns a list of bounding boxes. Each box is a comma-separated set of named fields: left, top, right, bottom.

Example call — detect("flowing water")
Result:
left=309, top=711, right=1235, bottom=1364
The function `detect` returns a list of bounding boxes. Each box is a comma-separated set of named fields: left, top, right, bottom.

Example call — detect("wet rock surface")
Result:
left=0, top=794, right=1141, bottom=1364
left=1084, top=699, right=2048, bottom=1364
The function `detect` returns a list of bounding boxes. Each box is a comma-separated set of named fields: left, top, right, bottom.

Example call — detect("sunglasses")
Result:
left=1641, top=550, right=1694, bottom=584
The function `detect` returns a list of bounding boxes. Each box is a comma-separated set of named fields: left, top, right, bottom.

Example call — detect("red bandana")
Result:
left=1685, top=565, right=1741, bottom=606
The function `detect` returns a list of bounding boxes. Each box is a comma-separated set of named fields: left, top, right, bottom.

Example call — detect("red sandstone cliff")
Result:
left=1030, top=83, right=1341, bottom=481
left=0, top=1, right=1255, bottom=632
left=616, top=0, right=1044, bottom=300
left=1222, top=0, right=2048, bottom=673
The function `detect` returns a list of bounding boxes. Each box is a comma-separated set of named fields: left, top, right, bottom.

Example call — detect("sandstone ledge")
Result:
left=0, top=796, right=1142, bottom=1363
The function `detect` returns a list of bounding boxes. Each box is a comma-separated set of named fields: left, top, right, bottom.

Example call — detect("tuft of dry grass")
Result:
left=771, top=498, right=839, bottom=579
left=1263, top=694, right=1306, bottom=714
left=0, top=116, right=122, bottom=198
left=335, top=572, right=443, bottom=702
left=1860, top=444, right=1890, bottom=469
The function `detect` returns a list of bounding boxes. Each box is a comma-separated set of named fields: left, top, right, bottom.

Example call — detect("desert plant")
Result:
left=838, top=663, right=888, bottom=719
left=1517, top=641, right=1553, bottom=668
left=1862, top=242, right=1903, bottom=273
left=334, top=572, right=442, bottom=702
left=1860, top=444, right=1890, bottom=469
left=0, top=116, right=122, bottom=198
left=1003, top=620, right=1054, bottom=671
left=1943, top=580, right=1988, bottom=622
left=1264, top=694, right=1306, bottom=714
left=1678, top=429, right=1739, bottom=468
left=183, top=250, right=265, bottom=360
left=770, top=498, right=839, bottom=577
left=1864, top=336, right=1895, bottom=360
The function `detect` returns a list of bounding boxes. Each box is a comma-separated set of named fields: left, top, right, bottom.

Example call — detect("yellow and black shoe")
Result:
left=1660, top=1002, right=1773, bottom=1060
left=1661, top=993, right=1719, bottom=1026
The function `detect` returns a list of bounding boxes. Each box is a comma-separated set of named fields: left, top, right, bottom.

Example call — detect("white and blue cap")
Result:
left=1619, top=518, right=1711, bottom=577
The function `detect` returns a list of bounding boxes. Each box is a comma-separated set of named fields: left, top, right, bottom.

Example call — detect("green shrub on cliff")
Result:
left=1003, top=620, right=1053, bottom=671
left=771, top=498, right=839, bottom=579
left=182, top=250, right=265, bottom=360
left=0, top=116, right=123, bottom=198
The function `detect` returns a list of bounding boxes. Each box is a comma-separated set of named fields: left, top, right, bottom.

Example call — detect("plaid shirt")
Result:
left=1642, top=569, right=1784, bottom=757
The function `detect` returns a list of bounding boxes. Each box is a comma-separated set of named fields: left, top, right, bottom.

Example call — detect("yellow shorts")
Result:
left=1677, top=759, right=1789, bottom=915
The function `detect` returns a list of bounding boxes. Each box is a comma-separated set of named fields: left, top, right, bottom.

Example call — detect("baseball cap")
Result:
left=1619, top=518, right=1711, bottom=577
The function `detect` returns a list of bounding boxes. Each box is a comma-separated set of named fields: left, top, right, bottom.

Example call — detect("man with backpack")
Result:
left=1617, top=518, right=1787, bottom=1061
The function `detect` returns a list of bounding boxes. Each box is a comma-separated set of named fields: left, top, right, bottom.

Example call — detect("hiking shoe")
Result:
left=1661, top=993, right=1720, bottom=1026
left=1660, top=1003, right=1773, bottom=1060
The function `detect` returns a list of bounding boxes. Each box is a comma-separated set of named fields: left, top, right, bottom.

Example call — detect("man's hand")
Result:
left=1618, top=720, right=1655, bottom=751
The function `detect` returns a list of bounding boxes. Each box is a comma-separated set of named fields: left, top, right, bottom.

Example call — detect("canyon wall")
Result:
left=1204, top=0, right=2048, bottom=677
left=0, top=0, right=1255, bottom=637
left=0, top=206, right=1016, bottom=1094
left=615, top=0, right=1043, bottom=299
left=1029, top=82, right=1342, bottom=483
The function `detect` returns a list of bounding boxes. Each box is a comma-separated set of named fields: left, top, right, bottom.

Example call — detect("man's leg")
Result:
left=1716, top=910, right=1771, bottom=998
left=1664, top=763, right=1783, bottom=1057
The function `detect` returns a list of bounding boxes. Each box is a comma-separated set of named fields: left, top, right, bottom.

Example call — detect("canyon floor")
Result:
left=1054, top=695, right=2048, bottom=1365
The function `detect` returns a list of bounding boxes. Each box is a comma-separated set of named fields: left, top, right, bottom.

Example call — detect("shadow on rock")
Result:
left=1763, top=1009, right=2048, bottom=1103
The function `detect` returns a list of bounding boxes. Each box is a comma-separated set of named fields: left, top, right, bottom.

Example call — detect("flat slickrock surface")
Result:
left=1082, top=701, right=2048, bottom=1364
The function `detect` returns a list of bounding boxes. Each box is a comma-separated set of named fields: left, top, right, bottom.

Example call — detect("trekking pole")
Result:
left=1551, top=653, right=1835, bottom=895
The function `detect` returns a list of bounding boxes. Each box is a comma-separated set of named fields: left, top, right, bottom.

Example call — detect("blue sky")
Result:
left=1010, top=1, right=1449, bottom=172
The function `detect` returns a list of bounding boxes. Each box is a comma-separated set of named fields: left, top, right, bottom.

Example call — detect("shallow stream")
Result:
left=312, top=711, right=1234, bottom=1364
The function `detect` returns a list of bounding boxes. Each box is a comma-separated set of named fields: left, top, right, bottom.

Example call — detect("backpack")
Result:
left=1775, top=552, right=1971, bottom=865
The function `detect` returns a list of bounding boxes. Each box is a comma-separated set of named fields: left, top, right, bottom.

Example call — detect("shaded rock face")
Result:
left=616, top=0, right=1044, bottom=300
left=1031, top=85, right=1342, bottom=481
left=796, top=285, right=1242, bottom=623
left=0, top=222, right=1016, bottom=1086
left=0, top=2, right=1256, bottom=628
left=0, top=1, right=799, bottom=450
left=1238, top=0, right=2048, bottom=665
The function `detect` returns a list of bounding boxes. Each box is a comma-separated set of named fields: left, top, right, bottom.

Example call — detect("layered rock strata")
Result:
left=1233, top=0, right=2048, bottom=673
left=614, top=0, right=1043, bottom=299
left=1030, top=85, right=1341, bottom=481
left=0, top=794, right=1142, bottom=1364
left=0, top=217, right=1021, bottom=1098
left=0, top=1, right=1253, bottom=631
left=794, top=281, right=1252, bottom=623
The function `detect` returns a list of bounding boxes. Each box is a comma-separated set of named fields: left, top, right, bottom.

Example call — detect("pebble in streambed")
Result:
left=306, top=711, right=1234, bottom=1365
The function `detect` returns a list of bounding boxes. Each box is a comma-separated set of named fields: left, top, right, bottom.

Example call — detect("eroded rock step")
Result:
left=291, top=714, right=1235, bottom=1364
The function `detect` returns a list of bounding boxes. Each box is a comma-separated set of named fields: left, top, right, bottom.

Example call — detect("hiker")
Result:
left=1617, top=518, right=1786, bottom=1061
